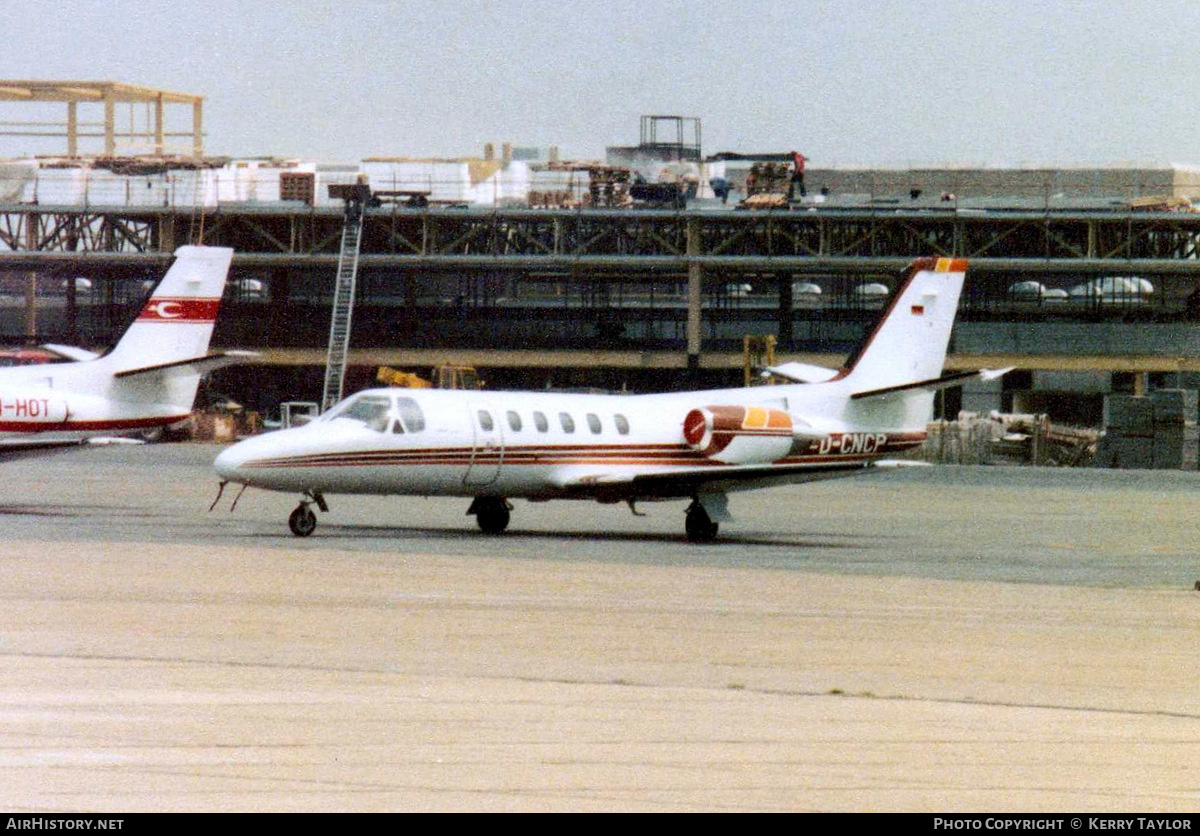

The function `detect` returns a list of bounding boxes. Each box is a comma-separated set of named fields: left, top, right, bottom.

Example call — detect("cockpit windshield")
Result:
left=396, top=396, right=425, bottom=432
left=323, top=393, right=426, bottom=434
left=325, top=394, right=392, bottom=432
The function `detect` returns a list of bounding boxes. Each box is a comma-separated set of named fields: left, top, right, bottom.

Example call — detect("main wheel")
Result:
left=288, top=504, right=317, bottom=537
left=685, top=504, right=719, bottom=542
left=474, top=498, right=511, bottom=534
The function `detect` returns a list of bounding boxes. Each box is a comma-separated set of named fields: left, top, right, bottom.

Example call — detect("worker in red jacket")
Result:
left=789, top=151, right=808, bottom=199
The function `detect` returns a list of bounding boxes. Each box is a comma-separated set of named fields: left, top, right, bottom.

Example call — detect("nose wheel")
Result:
left=287, top=492, right=327, bottom=537
left=289, top=504, right=317, bottom=537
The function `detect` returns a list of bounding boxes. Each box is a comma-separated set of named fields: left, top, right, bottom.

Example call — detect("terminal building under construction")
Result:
left=5, top=88, right=1200, bottom=450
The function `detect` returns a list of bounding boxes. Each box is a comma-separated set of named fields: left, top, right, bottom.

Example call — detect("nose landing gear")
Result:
left=288, top=504, right=317, bottom=537
left=288, top=491, right=328, bottom=537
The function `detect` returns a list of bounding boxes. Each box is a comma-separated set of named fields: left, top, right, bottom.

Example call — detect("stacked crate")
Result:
left=1151, top=389, right=1199, bottom=470
left=1094, top=390, right=1199, bottom=470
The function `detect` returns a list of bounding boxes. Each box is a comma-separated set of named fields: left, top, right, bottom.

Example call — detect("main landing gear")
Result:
left=288, top=492, right=328, bottom=537
left=467, top=496, right=512, bottom=534
left=684, top=499, right=719, bottom=542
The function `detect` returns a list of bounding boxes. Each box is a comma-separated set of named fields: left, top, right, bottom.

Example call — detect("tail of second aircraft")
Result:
left=103, top=245, right=234, bottom=374
left=103, top=245, right=236, bottom=413
left=30, top=245, right=237, bottom=416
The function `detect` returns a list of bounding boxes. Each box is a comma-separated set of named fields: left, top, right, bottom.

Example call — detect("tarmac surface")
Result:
left=1, top=442, right=1199, bottom=812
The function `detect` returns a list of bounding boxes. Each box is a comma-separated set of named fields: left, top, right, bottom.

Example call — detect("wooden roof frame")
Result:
left=0, top=79, right=204, bottom=158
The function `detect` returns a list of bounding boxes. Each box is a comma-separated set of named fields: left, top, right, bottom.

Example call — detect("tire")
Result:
left=685, top=506, right=719, bottom=542
left=475, top=499, right=510, bottom=534
left=288, top=505, right=317, bottom=537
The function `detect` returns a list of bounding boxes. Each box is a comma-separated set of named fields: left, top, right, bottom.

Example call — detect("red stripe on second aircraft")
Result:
left=0, top=415, right=186, bottom=433
left=136, top=298, right=221, bottom=322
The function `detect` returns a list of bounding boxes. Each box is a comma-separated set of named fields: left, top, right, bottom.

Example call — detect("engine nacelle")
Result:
left=683, top=405, right=796, bottom=464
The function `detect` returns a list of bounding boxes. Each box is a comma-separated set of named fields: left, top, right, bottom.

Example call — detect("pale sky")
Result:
left=4, top=0, right=1200, bottom=167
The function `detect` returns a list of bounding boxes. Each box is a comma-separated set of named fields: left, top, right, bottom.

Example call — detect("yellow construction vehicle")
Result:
left=432, top=363, right=480, bottom=390
left=376, top=367, right=432, bottom=388
left=377, top=363, right=481, bottom=390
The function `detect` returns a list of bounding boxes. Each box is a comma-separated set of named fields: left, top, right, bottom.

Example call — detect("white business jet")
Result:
left=0, top=245, right=237, bottom=447
left=215, top=257, right=1003, bottom=541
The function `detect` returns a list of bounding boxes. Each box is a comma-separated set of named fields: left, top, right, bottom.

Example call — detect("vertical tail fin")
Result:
left=98, top=245, right=233, bottom=415
left=105, top=245, right=234, bottom=374
left=838, top=258, right=967, bottom=393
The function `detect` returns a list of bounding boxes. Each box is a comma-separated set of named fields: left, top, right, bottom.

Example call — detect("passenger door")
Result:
left=463, top=403, right=504, bottom=487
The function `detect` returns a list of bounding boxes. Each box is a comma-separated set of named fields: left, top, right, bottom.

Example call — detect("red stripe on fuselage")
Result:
left=0, top=415, right=187, bottom=433
left=239, top=437, right=925, bottom=471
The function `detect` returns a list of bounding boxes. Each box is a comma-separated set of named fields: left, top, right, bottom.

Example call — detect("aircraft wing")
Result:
left=550, top=459, right=877, bottom=500
left=0, top=438, right=89, bottom=458
left=113, top=350, right=259, bottom=380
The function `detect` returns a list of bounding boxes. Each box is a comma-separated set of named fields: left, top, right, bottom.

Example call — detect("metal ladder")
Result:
left=320, top=185, right=369, bottom=412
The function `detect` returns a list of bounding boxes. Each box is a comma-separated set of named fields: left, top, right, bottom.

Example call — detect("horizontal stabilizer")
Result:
left=40, top=344, right=101, bottom=362
left=763, top=362, right=840, bottom=384
left=850, top=367, right=1012, bottom=401
left=114, top=350, right=259, bottom=380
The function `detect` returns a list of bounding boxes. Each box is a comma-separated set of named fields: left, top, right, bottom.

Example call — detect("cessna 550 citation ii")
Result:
left=215, top=257, right=1004, bottom=541
left=0, top=245, right=236, bottom=448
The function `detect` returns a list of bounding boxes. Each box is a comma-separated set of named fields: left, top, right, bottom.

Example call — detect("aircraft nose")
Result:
left=214, top=442, right=250, bottom=482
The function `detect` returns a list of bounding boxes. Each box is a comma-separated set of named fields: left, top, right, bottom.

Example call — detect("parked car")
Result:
left=1068, top=277, right=1153, bottom=302
left=1008, top=280, right=1068, bottom=302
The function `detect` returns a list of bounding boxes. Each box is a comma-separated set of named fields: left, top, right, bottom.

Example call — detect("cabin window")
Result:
left=534, top=411, right=548, bottom=432
left=336, top=395, right=392, bottom=432
left=614, top=414, right=630, bottom=435
left=391, top=419, right=404, bottom=434
left=586, top=413, right=602, bottom=434
left=559, top=412, right=575, bottom=433
left=507, top=410, right=522, bottom=432
left=396, top=396, right=425, bottom=432
left=477, top=410, right=494, bottom=432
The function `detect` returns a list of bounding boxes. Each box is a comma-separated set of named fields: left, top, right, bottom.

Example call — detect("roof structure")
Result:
left=0, top=80, right=204, bottom=158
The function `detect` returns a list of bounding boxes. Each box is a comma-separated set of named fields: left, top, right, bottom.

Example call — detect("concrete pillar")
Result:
left=24, top=214, right=38, bottom=338
left=686, top=217, right=702, bottom=371
left=777, top=273, right=793, bottom=348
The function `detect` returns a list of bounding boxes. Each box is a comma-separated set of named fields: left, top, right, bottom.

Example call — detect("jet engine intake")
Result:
left=683, top=405, right=796, bottom=464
